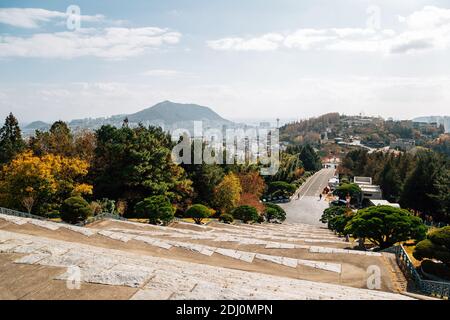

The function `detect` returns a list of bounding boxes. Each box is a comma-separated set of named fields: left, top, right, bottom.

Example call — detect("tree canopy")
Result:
left=232, top=205, right=259, bottom=223
left=135, top=195, right=174, bottom=225
left=0, top=113, right=25, bottom=164
left=213, top=172, right=242, bottom=214
left=344, top=205, right=427, bottom=249
left=413, top=226, right=450, bottom=267
left=60, top=196, right=92, bottom=224
left=185, top=204, right=212, bottom=225
left=92, top=125, right=193, bottom=213
left=0, top=151, right=92, bottom=215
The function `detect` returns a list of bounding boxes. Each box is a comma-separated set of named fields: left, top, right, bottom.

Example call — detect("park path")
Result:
left=280, top=168, right=336, bottom=226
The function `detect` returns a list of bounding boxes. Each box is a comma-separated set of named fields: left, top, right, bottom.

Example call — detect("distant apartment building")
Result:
left=390, top=138, right=415, bottom=151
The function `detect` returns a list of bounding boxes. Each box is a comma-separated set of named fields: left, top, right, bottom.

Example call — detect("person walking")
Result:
left=319, top=193, right=322, bottom=201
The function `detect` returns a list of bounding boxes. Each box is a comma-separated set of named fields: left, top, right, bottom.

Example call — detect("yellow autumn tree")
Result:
left=0, top=151, right=92, bottom=215
left=213, top=172, right=242, bottom=214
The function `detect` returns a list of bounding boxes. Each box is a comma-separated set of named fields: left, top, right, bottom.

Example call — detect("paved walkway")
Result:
left=280, top=169, right=336, bottom=226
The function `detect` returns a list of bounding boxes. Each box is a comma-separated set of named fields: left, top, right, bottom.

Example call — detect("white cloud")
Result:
left=0, top=7, right=104, bottom=28
left=142, top=69, right=184, bottom=77
left=0, top=27, right=182, bottom=59
left=207, top=6, right=450, bottom=55
left=399, top=6, right=450, bottom=29
left=207, top=33, right=284, bottom=51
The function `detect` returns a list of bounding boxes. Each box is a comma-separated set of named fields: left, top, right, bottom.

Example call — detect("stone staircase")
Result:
left=0, top=213, right=411, bottom=300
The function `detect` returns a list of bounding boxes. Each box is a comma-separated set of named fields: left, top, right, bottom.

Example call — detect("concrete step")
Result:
left=0, top=230, right=413, bottom=300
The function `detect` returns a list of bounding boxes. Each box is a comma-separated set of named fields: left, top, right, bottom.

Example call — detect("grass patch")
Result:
left=180, top=218, right=214, bottom=224
left=128, top=218, right=149, bottom=224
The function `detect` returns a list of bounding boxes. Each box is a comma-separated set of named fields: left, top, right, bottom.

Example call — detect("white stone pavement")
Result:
left=0, top=230, right=412, bottom=300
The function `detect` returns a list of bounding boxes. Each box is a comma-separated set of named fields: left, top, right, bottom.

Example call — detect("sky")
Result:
left=0, top=0, right=450, bottom=124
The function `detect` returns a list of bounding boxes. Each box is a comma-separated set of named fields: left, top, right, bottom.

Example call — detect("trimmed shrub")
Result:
left=268, top=181, right=297, bottom=196
left=320, top=206, right=353, bottom=234
left=265, top=203, right=286, bottom=222
left=185, top=204, right=212, bottom=225
left=344, top=205, right=426, bottom=249
left=413, top=226, right=450, bottom=267
left=135, top=195, right=174, bottom=225
left=232, top=205, right=259, bottom=223
left=60, top=196, right=92, bottom=224
left=219, top=213, right=234, bottom=224
left=333, top=183, right=362, bottom=204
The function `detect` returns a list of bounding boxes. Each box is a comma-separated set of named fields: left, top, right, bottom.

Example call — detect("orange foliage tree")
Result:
left=0, top=151, right=92, bottom=215
left=237, top=171, right=266, bottom=213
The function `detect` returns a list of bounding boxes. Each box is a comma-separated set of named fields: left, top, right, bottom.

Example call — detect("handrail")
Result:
left=0, top=206, right=127, bottom=226
left=384, top=244, right=450, bottom=299
left=76, top=211, right=127, bottom=226
left=0, top=207, right=48, bottom=221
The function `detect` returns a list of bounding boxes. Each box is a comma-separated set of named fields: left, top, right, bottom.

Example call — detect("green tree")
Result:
left=413, top=226, right=450, bottom=267
left=265, top=203, right=286, bottom=222
left=219, top=213, right=234, bottom=224
left=344, top=205, right=427, bottom=249
left=378, top=160, right=402, bottom=202
left=232, top=205, right=259, bottom=223
left=29, top=121, right=75, bottom=157
left=135, top=195, right=174, bottom=225
left=185, top=164, right=224, bottom=206
left=320, top=206, right=353, bottom=234
left=400, top=150, right=442, bottom=216
left=92, top=125, right=193, bottom=212
left=333, top=183, right=362, bottom=205
left=267, top=181, right=296, bottom=196
left=430, top=168, right=450, bottom=223
left=0, top=113, right=25, bottom=164
left=60, top=196, right=92, bottom=224
left=299, top=144, right=321, bottom=171
left=185, top=204, right=212, bottom=225
left=266, top=152, right=304, bottom=183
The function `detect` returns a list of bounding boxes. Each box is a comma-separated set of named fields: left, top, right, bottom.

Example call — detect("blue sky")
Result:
left=1, top=0, right=450, bottom=123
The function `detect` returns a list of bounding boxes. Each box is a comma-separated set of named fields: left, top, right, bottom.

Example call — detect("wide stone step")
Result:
left=0, top=230, right=412, bottom=300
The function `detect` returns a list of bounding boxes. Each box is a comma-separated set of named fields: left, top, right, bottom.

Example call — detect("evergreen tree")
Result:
left=299, top=144, right=321, bottom=171
left=378, top=160, right=402, bottom=202
left=186, top=164, right=225, bottom=206
left=430, top=168, right=450, bottom=222
left=0, top=113, right=25, bottom=164
left=29, top=121, right=74, bottom=156
left=400, top=151, right=442, bottom=216
left=92, top=124, right=193, bottom=213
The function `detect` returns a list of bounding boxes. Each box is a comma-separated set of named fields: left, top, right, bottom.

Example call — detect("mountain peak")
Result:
left=127, top=101, right=231, bottom=125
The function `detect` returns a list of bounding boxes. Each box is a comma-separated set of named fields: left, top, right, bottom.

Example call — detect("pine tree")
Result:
left=400, top=151, right=441, bottom=216
left=430, top=168, right=450, bottom=222
left=299, top=144, right=321, bottom=171
left=0, top=113, right=25, bottom=164
left=378, top=160, right=402, bottom=202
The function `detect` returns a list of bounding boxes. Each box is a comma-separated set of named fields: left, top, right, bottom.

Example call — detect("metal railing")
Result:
left=76, top=212, right=127, bottom=226
left=423, top=220, right=449, bottom=228
left=385, top=245, right=450, bottom=299
left=0, top=207, right=48, bottom=220
left=0, top=206, right=127, bottom=226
